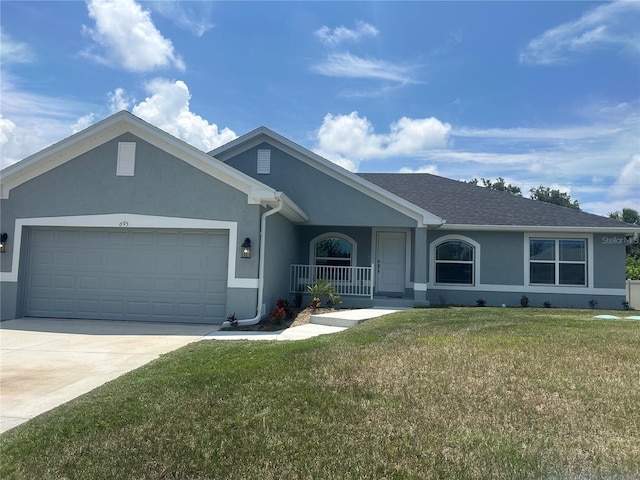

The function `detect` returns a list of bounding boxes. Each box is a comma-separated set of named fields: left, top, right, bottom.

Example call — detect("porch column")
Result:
left=413, top=227, right=428, bottom=302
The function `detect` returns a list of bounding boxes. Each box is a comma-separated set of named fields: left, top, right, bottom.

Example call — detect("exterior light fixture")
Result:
left=0, top=233, right=7, bottom=253
left=241, top=237, right=251, bottom=258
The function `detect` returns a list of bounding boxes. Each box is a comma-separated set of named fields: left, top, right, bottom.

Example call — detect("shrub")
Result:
left=588, top=299, right=598, bottom=309
left=543, top=301, right=552, bottom=308
left=226, top=313, right=238, bottom=328
left=520, top=295, right=529, bottom=308
left=476, top=298, right=487, bottom=307
left=308, top=280, right=341, bottom=311
left=270, top=298, right=293, bottom=323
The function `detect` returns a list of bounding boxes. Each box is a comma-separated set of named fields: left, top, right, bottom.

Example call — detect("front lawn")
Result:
left=1, top=308, right=639, bottom=479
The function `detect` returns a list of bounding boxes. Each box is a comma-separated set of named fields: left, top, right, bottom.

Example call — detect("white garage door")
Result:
left=24, top=227, right=229, bottom=323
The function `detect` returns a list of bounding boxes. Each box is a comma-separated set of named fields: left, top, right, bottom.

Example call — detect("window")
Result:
left=314, top=236, right=352, bottom=267
left=529, top=238, right=586, bottom=286
left=435, top=240, right=474, bottom=285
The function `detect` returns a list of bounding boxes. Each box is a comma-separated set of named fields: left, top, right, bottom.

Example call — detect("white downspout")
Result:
left=222, top=194, right=284, bottom=327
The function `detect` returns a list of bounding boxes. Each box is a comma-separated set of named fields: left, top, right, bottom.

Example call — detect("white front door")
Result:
left=376, top=231, right=406, bottom=295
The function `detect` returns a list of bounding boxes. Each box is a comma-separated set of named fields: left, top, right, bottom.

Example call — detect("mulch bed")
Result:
left=220, top=307, right=335, bottom=331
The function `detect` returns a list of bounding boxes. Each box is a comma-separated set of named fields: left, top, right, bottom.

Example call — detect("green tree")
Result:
left=468, top=177, right=522, bottom=196
left=529, top=185, right=580, bottom=210
left=609, top=208, right=640, bottom=279
left=608, top=208, right=639, bottom=225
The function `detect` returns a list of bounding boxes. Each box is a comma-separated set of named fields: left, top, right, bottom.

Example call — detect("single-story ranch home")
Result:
left=1, top=111, right=638, bottom=324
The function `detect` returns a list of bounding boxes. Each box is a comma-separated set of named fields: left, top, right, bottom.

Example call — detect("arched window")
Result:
left=435, top=239, right=475, bottom=285
left=313, top=235, right=353, bottom=267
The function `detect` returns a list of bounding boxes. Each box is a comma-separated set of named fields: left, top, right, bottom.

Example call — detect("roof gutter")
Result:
left=222, top=194, right=284, bottom=327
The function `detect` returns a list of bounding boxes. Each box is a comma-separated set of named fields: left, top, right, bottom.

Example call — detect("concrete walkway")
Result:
left=201, top=323, right=347, bottom=341
left=202, top=308, right=403, bottom=341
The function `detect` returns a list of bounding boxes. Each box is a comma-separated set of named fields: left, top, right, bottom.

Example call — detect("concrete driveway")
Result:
left=0, top=318, right=218, bottom=434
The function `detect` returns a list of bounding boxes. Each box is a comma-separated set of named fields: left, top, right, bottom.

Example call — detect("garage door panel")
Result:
left=80, top=252, right=103, bottom=267
left=78, top=276, right=101, bottom=290
left=32, top=229, right=55, bottom=245
left=205, top=279, right=227, bottom=293
left=29, top=274, right=51, bottom=288
left=25, top=227, right=229, bottom=324
left=77, top=299, right=100, bottom=314
left=52, top=298, right=75, bottom=316
left=31, top=250, right=54, bottom=267
left=54, top=275, right=75, bottom=289
left=155, top=278, right=177, bottom=292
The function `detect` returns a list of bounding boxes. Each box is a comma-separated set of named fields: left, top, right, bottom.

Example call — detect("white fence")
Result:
left=627, top=280, right=640, bottom=310
left=290, top=264, right=373, bottom=297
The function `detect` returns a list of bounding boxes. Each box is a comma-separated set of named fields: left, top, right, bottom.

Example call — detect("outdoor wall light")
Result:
left=241, top=237, right=251, bottom=258
left=0, top=233, right=7, bottom=253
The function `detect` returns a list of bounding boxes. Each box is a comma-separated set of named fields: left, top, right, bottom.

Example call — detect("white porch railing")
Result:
left=290, top=264, right=373, bottom=297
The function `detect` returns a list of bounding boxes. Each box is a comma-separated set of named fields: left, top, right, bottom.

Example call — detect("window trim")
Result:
left=309, top=232, right=357, bottom=267
left=525, top=233, right=593, bottom=288
left=430, top=235, right=480, bottom=287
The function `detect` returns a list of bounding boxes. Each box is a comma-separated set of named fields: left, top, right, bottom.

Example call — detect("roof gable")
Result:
left=209, top=127, right=444, bottom=227
left=0, top=112, right=307, bottom=222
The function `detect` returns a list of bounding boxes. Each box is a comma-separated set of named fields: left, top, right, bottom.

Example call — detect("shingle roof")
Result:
left=358, top=173, right=634, bottom=230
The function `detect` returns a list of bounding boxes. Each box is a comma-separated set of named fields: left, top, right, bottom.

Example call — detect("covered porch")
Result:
left=280, top=225, right=431, bottom=309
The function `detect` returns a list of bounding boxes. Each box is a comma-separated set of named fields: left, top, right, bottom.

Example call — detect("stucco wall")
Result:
left=0, top=133, right=263, bottom=320
left=592, top=233, right=627, bottom=289
left=223, top=143, right=416, bottom=227
left=262, top=210, right=299, bottom=315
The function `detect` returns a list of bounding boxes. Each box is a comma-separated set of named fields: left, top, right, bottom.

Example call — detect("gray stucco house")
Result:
left=1, top=111, right=637, bottom=324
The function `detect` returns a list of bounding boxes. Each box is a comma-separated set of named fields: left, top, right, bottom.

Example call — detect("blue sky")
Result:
left=2, top=0, right=638, bottom=216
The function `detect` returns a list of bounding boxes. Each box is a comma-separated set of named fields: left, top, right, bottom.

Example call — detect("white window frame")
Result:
left=430, top=235, right=480, bottom=287
left=309, top=232, right=357, bottom=267
left=524, top=232, right=596, bottom=288
left=528, top=236, right=588, bottom=287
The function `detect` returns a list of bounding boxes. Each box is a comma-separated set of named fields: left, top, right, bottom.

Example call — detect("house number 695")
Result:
left=119, top=221, right=129, bottom=227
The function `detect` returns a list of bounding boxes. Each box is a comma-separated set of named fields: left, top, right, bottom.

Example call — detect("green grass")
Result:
left=1, top=308, right=639, bottom=479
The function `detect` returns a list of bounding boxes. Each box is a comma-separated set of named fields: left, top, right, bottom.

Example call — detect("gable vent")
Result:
left=257, top=149, right=271, bottom=174
left=117, top=142, right=136, bottom=176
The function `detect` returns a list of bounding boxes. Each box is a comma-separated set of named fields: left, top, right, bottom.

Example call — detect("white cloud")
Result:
left=132, top=79, right=237, bottom=152
left=399, top=164, right=439, bottom=175
left=612, top=154, right=640, bottom=198
left=83, top=0, right=184, bottom=72
left=0, top=75, right=97, bottom=168
left=107, top=88, right=134, bottom=113
left=72, top=114, right=96, bottom=134
left=311, top=52, right=418, bottom=85
left=149, top=1, right=214, bottom=37
left=0, top=115, right=16, bottom=144
left=0, top=30, right=35, bottom=64
left=0, top=76, right=234, bottom=168
left=453, top=124, right=623, bottom=141
left=520, top=1, right=640, bottom=65
left=314, top=21, right=379, bottom=47
left=314, top=112, right=451, bottom=171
